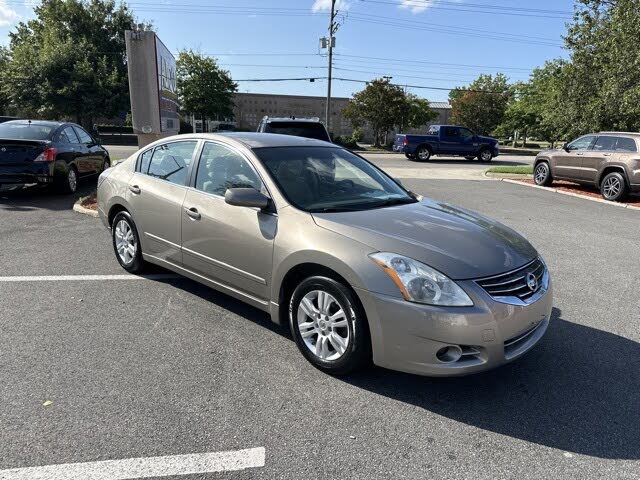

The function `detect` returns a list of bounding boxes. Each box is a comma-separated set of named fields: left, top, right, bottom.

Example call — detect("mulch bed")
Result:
left=515, top=179, right=640, bottom=208
left=80, top=193, right=98, bottom=211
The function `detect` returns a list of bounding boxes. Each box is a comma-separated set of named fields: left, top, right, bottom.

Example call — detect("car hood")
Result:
left=478, top=135, right=498, bottom=144
left=312, top=199, right=538, bottom=280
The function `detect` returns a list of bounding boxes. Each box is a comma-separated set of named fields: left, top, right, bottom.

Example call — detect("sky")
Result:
left=0, top=0, right=576, bottom=102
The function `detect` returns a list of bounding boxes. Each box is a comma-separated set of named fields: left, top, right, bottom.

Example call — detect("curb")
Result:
left=484, top=172, right=531, bottom=179
left=73, top=200, right=99, bottom=217
left=501, top=179, right=640, bottom=211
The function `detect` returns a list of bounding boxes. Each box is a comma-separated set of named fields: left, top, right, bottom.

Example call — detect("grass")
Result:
left=487, top=166, right=534, bottom=175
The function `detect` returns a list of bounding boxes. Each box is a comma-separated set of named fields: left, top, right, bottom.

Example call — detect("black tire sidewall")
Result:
left=111, top=211, right=145, bottom=273
left=601, top=172, right=627, bottom=201
left=289, top=276, right=370, bottom=375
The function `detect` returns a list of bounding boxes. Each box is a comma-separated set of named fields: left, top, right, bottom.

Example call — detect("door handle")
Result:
left=129, top=185, right=141, bottom=195
left=576, top=152, right=584, bottom=156
left=185, top=207, right=201, bottom=220
left=603, top=153, right=612, bottom=157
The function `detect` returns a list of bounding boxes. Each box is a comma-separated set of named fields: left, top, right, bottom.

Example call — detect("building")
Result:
left=233, top=93, right=452, bottom=142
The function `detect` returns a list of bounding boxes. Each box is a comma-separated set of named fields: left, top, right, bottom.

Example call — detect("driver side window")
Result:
left=195, top=142, right=263, bottom=196
left=567, top=136, right=596, bottom=151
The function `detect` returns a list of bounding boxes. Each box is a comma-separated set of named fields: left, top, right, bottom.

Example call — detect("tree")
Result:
left=2, top=0, right=139, bottom=127
left=176, top=50, right=237, bottom=123
left=449, top=74, right=511, bottom=135
left=0, top=47, right=9, bottom=115
left=343, top=79, right=437, bottom=147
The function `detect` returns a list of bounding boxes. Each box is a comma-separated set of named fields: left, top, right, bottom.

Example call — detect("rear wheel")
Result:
left=289, top=276, right=371, bottom=376
left=112, top=211, right=146, bottom=273
left=534, top=161, right=553, bottom=186
left=57, top=165, right=78, bottom=194
left=600, top=172, right=628, bottom=202
left=416, top=146, right=431, bottom=162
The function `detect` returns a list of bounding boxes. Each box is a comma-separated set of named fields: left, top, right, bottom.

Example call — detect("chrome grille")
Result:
left=475, top=258, right=545, bottom=302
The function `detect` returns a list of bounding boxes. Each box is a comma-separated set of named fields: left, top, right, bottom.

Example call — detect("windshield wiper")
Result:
left=311, top=206, right=363, bottom=213
left=365, top=197, right=417, bottom=209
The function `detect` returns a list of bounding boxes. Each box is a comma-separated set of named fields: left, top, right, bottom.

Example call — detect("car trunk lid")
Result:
left=0, top=139, right=49, bottom=165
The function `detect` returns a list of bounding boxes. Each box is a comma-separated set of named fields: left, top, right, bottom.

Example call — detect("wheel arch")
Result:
left=416, top=143, right=433, bottom=153
left=597, top=164, right=629, bottom=187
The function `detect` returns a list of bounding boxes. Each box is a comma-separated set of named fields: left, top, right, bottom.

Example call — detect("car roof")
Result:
left=149, top=132, right=334, bottom=149
left=264, top=117, right=322, bottom=123
left=2, top=120, right=67, bottom=128
left=597, top=131, right=640, bottom=137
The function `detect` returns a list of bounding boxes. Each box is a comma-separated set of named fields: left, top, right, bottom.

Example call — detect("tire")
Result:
left=111, top=211, right=146, bottom=273
left=478, top=148, right=493, bottom=162
left=416, top=146, right=432, bottom=162
left=102, top=158, right=111, bottom=173
left=600, top=172, right=628, bottom=202
left=405, top=153, right=416, bottom=160
left=534, top=161, right=553, bottom=186
left=57, top=165, right=78, bottom=194
left=289, top=276, right=371, bottom=376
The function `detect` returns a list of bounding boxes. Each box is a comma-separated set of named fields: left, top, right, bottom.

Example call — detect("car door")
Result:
left=554, top=135, right=596, bottom=179
left=126, top=140, right=199, bottom=266
left=459, top=127, right=478, bottom=156
left=73, top=126, right=102, bottom=174
left=59, top=126, right=86, bottom=173
left=181, top=141, right=277, bottom=302
left=439, top=126, right=461, bottom=155
left=586, top=136, right=617, bottom=181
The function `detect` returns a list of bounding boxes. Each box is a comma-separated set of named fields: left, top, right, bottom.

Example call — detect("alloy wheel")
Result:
left=535, top=164, right=548, bottom=184
left=297, top=290, right=350, bottom=361
left=417, top=148, right=430, bottom=161
left=480, top=150, right=492, bottom=161
left=68, top=168, right=77, bottom=192
left=114, top=219, right=137, bottom=265
left=602, top=176, right=621, bottom=199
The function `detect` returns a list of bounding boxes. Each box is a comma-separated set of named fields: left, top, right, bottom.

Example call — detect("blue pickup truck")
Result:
left=394, top=125, right=500, bottom=162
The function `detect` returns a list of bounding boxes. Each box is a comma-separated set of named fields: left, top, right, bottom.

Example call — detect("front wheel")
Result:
left=534, top=162, right=553, bottom=186
left=112, top=211, right=146, bottom=273
left=478, top=149, right=493, bottom=162
left=600, top=172, right=628, bottom=202
left=289, top=276, right=371, bottom=376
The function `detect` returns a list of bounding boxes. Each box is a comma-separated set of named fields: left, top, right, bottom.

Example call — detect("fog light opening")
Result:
left=436, top=345, right=463, bottom=363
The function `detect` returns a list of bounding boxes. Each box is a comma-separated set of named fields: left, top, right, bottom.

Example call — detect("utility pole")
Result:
left=325, top=0, right=338, bottom=135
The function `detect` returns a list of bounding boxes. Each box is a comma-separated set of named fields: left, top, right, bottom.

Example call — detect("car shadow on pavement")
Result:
left=409, top=159, right=529, bottom=166
left=0, top=183, right=95, bottom=212
left=340, top=307, right=640, bottom=460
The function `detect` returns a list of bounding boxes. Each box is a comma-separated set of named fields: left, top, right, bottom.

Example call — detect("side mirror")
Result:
left=562, top=142, right=570, bottom=152
left=393, top=177, right=404, bottom=186
left=225, top=188, right=270, bottom=210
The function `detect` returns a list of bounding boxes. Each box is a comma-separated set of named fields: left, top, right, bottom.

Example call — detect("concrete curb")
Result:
left=484, top=172, right=531, bottom=179
left=73, top=200, right=99, bottom=218
left=501, top=179, right=640, bottom=211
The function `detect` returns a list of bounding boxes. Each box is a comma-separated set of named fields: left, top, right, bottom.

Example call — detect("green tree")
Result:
left=449, top=74, right=511, bottom=135
left=0, top=47, right=9, bottom=115
left=176, top=50, right=237, bottom=123
left=2, top=0, right=139, bottom=127
left=343, top=79, right=437, bottom=147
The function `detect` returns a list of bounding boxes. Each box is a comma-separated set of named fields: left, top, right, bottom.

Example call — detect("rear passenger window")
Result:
left=593, top=136, right=617, bottom=151
left=61, top=127, right=79, bottom=144
left=138, top=149, right=153, bottom=173
left=147, top=141, right=197, bottom=185
left=195, top=143, right=262, bottom=196
left=615, top=137, right=637, bottom=152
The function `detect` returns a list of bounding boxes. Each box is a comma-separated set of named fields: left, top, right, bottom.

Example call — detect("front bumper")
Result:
left=356, top=273, right=552, bottom=377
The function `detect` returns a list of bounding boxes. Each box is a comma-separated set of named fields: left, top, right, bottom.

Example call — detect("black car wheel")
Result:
left=600, top=172, right=628, bottom=202
left=56, top=165, right=78, bottom=194
left=405, top=153, right=416, bottom=160
left=289, top=276, right=371, bottom=376
left=112, top=211, right=146, bottom=273
left=102, top=158, right=111, bottom=172
left=534, top=162, right=553, bottom=186
left=479, top=149, right=493, bottom=162
left=416, top=146, right=432, bottom=162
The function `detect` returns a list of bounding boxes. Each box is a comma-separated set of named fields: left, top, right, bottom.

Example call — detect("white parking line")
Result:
left=0, top=447, right=266, bottom=480
left=0, top=274, right=180, bottom=283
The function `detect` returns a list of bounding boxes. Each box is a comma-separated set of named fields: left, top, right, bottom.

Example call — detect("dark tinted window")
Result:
left=147, top=141, right=197, bottom=185
left=195, top=143, right=262, bottom=196
left=60, top=127, right=80, bottom=144
left=460, top=128, right=474, bottom=139
left=442, top=127, right=459, bottom=137
left=0, top=123, right=54, bottom=140
left=593, top=136, right=617, bottom=151
left=615, top=137, right=637, bottom=152
left=74, top=127, right=93, bottom=144
left=263, top=122, right=330, bottom=142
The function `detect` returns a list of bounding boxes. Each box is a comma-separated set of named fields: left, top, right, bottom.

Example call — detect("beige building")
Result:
left=233, top=93, right=452, bottom=142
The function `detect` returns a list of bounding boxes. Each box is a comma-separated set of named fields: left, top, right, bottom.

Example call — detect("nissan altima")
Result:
left=97, top=133, right=552, bottom=376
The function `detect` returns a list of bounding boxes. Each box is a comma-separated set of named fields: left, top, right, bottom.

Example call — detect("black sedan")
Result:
left=0, top=120, right=110, bottom=194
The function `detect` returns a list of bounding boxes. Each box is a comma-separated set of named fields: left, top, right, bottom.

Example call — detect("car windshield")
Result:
left=0, top=123, right=54, bottom=140
left=256, top=146, right=417, bottom=212
left=264, top=122, right=330, bottom=142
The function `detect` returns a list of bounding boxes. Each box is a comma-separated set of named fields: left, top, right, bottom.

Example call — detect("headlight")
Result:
left=370, top=252, right=473, bottom=306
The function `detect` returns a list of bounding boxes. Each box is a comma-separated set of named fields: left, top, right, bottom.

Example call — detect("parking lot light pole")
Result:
left=325, top=0, right=337, bottom=135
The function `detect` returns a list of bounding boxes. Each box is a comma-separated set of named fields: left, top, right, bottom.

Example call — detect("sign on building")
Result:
left=125, top=30, right=179, bottom=147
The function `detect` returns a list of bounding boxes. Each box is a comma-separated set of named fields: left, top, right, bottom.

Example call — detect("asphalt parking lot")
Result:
left=0, top=177, right=638, bottom=479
